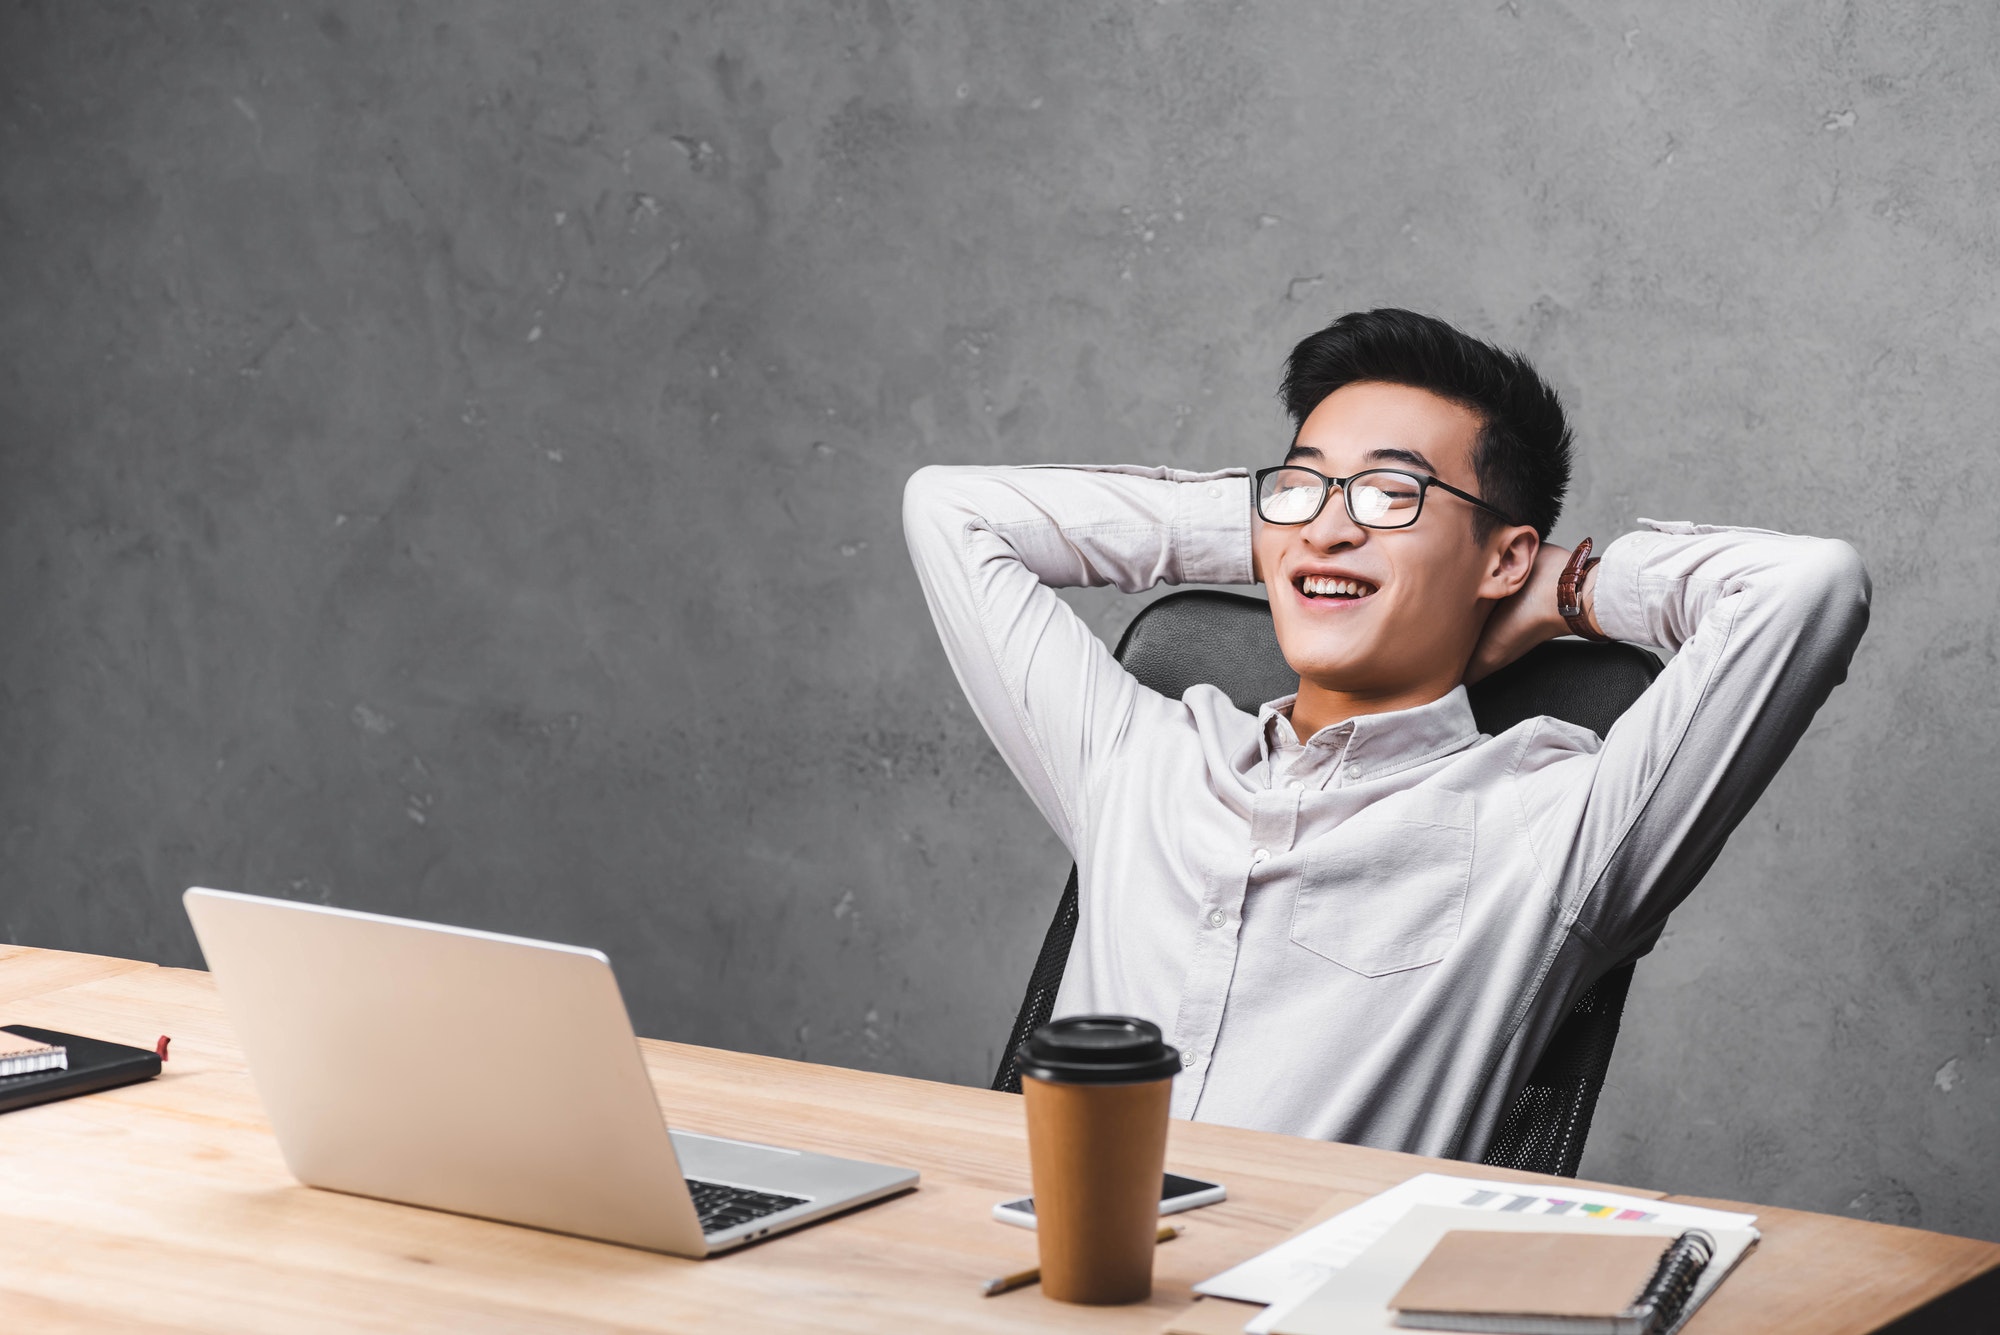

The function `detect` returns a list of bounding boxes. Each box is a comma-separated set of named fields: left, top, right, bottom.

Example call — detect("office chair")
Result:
left=989, top=590, right=1664, bottom=1179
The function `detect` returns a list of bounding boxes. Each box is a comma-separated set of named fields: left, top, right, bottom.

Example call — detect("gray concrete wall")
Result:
left=3, top=1, right=1995, bottom=1239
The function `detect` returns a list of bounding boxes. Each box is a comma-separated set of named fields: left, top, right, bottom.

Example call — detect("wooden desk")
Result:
left=0, top=948, right=1992, bottom=1332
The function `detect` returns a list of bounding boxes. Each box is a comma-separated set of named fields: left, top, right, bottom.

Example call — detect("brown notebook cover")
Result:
left=1390, top=1230, right=1669, bottom=1320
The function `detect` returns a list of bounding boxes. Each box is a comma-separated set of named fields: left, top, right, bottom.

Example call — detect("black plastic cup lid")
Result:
left=1017, top=1015, right=1182, bottom=1085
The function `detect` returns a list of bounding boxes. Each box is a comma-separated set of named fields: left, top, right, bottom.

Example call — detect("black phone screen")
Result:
left=1015, top=1172, right=1220, bottom=1215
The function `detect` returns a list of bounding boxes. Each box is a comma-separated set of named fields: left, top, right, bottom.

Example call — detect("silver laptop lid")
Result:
left=184, top=887, right=708, bottom=1255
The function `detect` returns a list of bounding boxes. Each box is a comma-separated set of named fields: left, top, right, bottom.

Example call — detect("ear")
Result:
left=1478, top=526, right=1540, bottom=601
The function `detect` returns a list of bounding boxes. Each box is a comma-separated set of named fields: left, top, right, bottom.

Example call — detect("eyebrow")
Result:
left=1365, top=446, right=1437, bottom=474
left=1283, top=442, right=1439, bottom=475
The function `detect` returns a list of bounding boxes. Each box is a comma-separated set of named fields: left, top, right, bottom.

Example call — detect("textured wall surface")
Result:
left=3, top=2, right=1996, bottom=1239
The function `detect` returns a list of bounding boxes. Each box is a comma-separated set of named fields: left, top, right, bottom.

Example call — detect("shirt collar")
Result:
left=1255, top=686, right=1481, bottom=782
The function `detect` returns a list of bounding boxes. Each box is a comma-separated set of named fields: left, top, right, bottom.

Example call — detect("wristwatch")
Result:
left=1558, top=538, right=1612, bottom=642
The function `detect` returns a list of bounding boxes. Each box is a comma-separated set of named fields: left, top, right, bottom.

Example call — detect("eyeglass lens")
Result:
left=1258, top=468, right=1423, bottom=528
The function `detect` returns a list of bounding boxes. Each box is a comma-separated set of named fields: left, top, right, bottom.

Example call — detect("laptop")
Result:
left=183, top=887, right=918, bottom=1256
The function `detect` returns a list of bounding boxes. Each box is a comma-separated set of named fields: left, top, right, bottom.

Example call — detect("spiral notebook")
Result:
left=0, top=1025, right=162, bottom=1115
left=1389, top=1228, right=1717, bottom=1334
left=1260, top=1206, right=1759, bottom=1335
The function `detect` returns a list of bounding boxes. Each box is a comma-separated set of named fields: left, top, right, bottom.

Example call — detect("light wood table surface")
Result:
left=0, top=947, right=1992, bottom=1332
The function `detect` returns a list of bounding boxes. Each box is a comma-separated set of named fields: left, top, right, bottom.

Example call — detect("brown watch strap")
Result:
left=1557, top=538, right=1612, bottom=642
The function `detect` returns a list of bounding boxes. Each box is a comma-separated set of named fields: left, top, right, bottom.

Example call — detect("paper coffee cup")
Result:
left=1018, top=1015, right=1181, bottom=1304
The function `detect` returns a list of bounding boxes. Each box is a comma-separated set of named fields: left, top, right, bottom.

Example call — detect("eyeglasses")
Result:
left=1253, top=465, right=1520, bottom=530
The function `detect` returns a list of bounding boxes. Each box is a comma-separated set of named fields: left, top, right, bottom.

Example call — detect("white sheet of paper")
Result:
left=1194, top=1172, right=1757, bottom=1313
left=1247, top=1204, right=1761, bottom=1335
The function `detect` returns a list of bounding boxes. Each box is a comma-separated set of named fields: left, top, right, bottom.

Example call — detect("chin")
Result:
left=1275, top=622, right=1431, bottom=696
left=1275, top=639, right=1377, bottom=687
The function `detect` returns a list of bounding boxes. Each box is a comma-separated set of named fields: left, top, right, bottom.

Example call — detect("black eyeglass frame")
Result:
left=1253, top=464, right=1522, bottom=531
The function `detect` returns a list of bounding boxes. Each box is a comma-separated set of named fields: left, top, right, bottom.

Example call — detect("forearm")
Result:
left=903, top=464, right=1255, bottom=594
left=1500, top=519, right=1840, bottom=660
left=1589, top=521, right=1868, bottom=654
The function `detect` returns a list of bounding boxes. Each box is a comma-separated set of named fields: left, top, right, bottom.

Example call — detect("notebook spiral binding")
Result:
left=1632, top=1229, right=1716, bottom=1333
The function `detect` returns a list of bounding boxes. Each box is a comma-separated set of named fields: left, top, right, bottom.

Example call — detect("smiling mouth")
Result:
left=1296, top=573, right=1379, bottom=601
left=1296, top=567, right=1376, bottom=599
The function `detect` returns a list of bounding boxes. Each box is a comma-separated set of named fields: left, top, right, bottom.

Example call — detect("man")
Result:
left=902, top=308, right=1869, bottom=1160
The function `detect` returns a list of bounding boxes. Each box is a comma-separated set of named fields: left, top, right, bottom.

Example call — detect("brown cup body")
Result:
left=1021, top=1072, right=1173, bottom=1304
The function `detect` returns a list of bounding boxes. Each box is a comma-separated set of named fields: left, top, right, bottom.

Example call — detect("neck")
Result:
left=1288, top=673, right=1460, bottom=741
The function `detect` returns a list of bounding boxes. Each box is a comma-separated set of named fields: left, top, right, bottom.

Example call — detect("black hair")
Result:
left=1279, top=308, right=1573, bottom=540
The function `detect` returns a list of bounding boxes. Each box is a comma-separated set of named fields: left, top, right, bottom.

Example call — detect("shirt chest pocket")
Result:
left=1291, top=788, right=1475, bottom=977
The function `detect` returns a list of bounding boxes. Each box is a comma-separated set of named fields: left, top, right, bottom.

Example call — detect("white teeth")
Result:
left=1302, top=575, right=1375, bottom=598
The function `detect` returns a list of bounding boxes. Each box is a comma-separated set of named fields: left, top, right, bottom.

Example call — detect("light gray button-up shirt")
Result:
left=903, top=464, right=1870, bottom=1159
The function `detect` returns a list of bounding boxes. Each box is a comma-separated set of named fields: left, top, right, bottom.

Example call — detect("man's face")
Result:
left=1254, top=381, right=1524, bottom=704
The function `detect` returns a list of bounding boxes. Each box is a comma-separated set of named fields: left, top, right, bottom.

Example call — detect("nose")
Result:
left=1300, top=483, right=1367, bottom=550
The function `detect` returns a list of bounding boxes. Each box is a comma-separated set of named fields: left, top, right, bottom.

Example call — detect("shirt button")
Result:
left=1181, top=1050, right=1196, bottom=1067
left=1207, top=485, right=1222, bottom=498
left=1345, top=764, right=1364, bottom=780
left=1250, top=848, right=1270, bottom=865
left=1207, top=909, right=1226, bottom=928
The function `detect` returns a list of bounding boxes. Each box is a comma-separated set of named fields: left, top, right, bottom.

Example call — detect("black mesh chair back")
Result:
left=989, top=590, right=1664, bottom=1178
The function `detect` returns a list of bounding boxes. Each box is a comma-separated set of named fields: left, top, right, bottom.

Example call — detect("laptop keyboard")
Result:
left=686, top=1177, right=809, bottom=1235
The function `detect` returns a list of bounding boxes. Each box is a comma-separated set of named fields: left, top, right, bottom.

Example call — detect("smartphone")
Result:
left=991, top=1172, right=1227, bottom=1229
